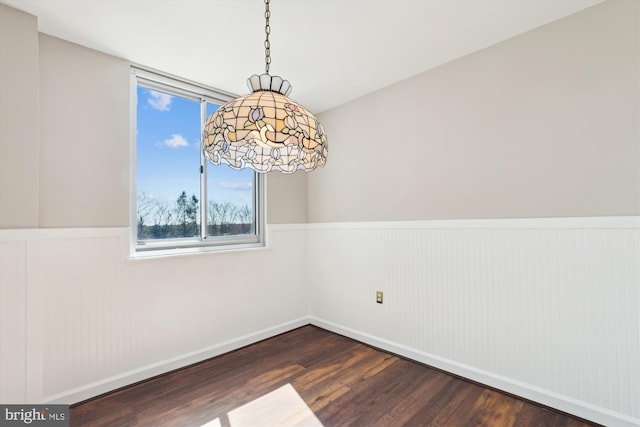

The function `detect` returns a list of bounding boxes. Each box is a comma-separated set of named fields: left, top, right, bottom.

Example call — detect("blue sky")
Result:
left=136, top=86, right=253, bottom=210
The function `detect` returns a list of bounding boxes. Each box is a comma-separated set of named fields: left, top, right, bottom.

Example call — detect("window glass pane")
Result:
left=206, top=103, right=255, bottom=237
left=136, top=86, right=201, bottom=241
left=132, top=68, right=264, bottom=255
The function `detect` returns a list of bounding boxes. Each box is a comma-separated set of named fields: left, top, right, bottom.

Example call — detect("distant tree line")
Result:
left=137, top=191, right=252, bottom=240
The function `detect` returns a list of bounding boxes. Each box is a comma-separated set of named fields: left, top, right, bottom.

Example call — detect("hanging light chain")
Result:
left=264, top=0, right=271, bottom=74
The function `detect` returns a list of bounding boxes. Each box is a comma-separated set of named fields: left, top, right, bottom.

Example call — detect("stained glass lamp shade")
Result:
left=202, top=0, right=327, bottom=174
left=203, top=73, right=328, bottom=174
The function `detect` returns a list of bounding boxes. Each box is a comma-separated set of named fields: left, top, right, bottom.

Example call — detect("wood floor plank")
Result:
left=318, top=358, right=406, bottom=425
left=293, top=344, right=378, bottom=390
left=417, top=378, right=486, bottom=427
left=344, top=360, right=440, bottom=426
left=464, top=389, right=526, bottom=427
left=399, top=375, right=473, bottom=426
left=70, top=325, right=600, bottom=427
left=370, top=368, right=451, bottom=427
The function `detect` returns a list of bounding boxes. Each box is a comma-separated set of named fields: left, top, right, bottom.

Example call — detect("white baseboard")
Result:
left=310, top=317, right=640, bottom=427
left=44, top=317, right=311, bottom=405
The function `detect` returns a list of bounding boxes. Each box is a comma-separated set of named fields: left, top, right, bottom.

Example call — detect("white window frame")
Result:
left=130, top=66, right=265, bottom=257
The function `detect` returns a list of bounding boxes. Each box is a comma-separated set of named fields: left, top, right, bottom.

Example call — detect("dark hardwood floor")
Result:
left=70, top=325, right=599, bottom=426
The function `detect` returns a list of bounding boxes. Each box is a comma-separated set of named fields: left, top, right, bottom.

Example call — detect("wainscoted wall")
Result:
left=308, top=217, right=640, bottom=427
left=0, top=225, right=309, bottom=404
left=0, top=230, right=42, bottom=403
left=1, top=218, right=638, bottom=426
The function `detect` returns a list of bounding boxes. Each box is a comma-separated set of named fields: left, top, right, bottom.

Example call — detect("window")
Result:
left=131, top=67, right=264, bottom=255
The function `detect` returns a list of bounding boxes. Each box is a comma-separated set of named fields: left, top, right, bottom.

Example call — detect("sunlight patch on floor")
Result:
left=200, top=418, right=222, bottom=427
left=200, top=383, right=324, bottom=427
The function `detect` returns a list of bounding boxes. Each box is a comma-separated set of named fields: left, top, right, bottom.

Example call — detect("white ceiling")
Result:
left=3, top=0, right=602, bottom=112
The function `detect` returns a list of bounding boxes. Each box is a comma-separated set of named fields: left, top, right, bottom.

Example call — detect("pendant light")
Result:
left=202, top=0, right=328, bottom=174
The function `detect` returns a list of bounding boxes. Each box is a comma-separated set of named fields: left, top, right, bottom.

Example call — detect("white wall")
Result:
left=306, top=1, right=640, bottom=426
left=309, top=217, right=640, bottom=426
left=0, top=2, right=311, bottom=408
left=1, top=225, right=309, bottom=404
left=310, top=0, right=639, bottom=222
left=38, top=35, right=130, bottom=228
left=0, top=5, right=39, bottom=228
left=37, top=33, right=310, bottom=227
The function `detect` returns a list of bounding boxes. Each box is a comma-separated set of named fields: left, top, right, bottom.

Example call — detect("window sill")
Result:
left=128, top=241, right=267, bottom=260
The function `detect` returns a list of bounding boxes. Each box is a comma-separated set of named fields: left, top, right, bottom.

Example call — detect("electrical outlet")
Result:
left=376, top=291, right=383, bottom=304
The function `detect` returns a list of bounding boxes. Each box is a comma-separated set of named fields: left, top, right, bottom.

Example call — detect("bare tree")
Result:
left=151, top=203, right=173, bottom=238
left=175, top=191, right=199, bottom=237
left=139, top=192, right=252, bottom=238
left=207, top=200, right=219, bottom=233
left=214, top=201, right=235, bottom=234
left=238, top=205, right=252, bottom=224
left=237, top=205, right=252, bottom=233
left=137, top=193, right=157, bottom=239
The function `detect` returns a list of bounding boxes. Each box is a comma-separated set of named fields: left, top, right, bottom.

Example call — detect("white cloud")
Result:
left=147, top=90, right=172, bottom=111
left=217, top=181, right=252, bottom=191
left=162, top=134, right=189, bottom=148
